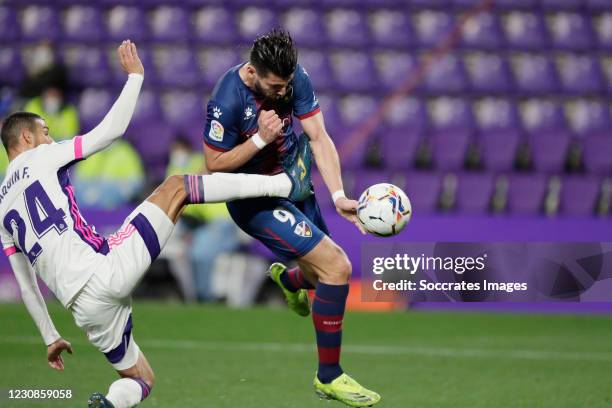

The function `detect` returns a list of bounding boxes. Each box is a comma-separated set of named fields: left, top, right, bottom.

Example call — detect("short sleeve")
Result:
left=292, top=64, right=321, bottom=120
left=203, top=101, right=241, bottom=152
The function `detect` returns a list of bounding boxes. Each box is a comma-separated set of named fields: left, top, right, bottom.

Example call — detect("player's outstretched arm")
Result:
left=301, top=113, right=366, bottom=235
left=79, top=40, right=144, bottom=158
left=7, top=252, right=72, bottom=369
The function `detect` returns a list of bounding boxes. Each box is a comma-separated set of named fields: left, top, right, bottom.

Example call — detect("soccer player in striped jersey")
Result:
left=0, top=40, right=309, bottom=408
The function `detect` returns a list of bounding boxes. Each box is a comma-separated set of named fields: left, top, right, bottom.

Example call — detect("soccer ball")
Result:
left=356, top=183, right=412, bottom=237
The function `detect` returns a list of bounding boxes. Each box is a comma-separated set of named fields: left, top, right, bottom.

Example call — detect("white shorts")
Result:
left=69, top=201, right=174, bottom=370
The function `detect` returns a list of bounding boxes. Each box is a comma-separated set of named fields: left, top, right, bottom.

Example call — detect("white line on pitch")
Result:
left=2, top=335, right=612, bottom=363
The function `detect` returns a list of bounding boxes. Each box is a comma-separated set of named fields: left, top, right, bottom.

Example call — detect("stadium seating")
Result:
left=0, top=1, right=611, bottom=218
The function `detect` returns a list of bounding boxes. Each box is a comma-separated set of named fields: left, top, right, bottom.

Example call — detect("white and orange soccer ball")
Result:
left=357, top=183, right=412, bottom=237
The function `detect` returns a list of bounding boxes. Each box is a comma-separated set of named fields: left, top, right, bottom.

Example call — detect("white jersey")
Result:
left=0, top=138, right=107, bottom=307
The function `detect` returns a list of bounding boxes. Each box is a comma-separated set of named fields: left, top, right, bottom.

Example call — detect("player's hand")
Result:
left=258, top=110, right=284, bottom=143
left=335, top=197, right=367, bottom=235
left=118, top=39, right=144, bottom=76
left=47, top=338, right=73, bottom=371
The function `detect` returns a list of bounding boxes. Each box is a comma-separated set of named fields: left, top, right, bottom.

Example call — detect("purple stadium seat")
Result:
left=560, top=176, right=601, bottom=217
left=349, top=170, right=393, bottom=200
left=194, top=7, right=238, bottom=45
left=474, top=98, right=521, bottom=132
left=431, top=130, right=471, bottom=171
left=413, top=10, right=454, bottom=48
left=547, top=13, right=594, bottom=51
left=63, top=47, right=111, bottom=87
left=0, top=48, right=24, bottom=87
left=595, top=13, right=612, bottom=51
left=381, top=129, right=421, bottom=170
left=511, top=53, right=559, bottom=95
left=495, top=0, right=538, bottom=8
left=63, top=6, right=104, bottom=43
left=383, top=96, right=428, bottom=133
left=273, top=0, right=319, bottom=9
left=78, top=88, right=114, bottom=131
left=130, top=90, right=162, bottom=128
left=411, top=0, right=452, bottom=8
left=428, top=97, right=474, bottom=131
left=154, top=47, right=201, bottom=88
left=480, top=129, right=521, bottom=172
left=565, top=99, right=611, bottom=138
left=106, top=6, right=148, bottom=42
left=198, top=48, right=241, bottom=89
left=20, top=6, right=61, bottom=41
left=556, top=54, right=604, bottom=95
left=150, top=6, right=191, bottom=42
left=422, top=55, right=468, bottom=94
left=507, top=174, right=547, bottom=215
left=373, top=51, right=418, bottom=93
left=0, top=7, right=19, bottom=41
left=502, top=11, right=548, bottom=50
left=338, top=95, right=378, bottom=130
left=369, top=10, right=414, bottom=49
left=326, top=9, right=370, bottom=48
left=588, top=0, right=612, bottom=11
left=520, top=99, right=568, bottom=134
left=541, top=0, right=583, bottom=9
left=465, top=53, right=513, bottom=94
left=161, top=91, right=203, bottom=128
left=330, top=51, right=377, bottom=92
left=298, top=50, right=334, bottom=91
left=404, top=172, right=442, bottom=214
left=603, top=56, right=612, bottom=94
left=282, top=9, right=326, bottom=47
left=316, top=93, right=343, bottom=137
left=456, top=173, right=494, bottom=214
left=583, top=133, right=612, bottom=174
left=128, top=121, right=174, bottom=170
left=460, top=12, right=504, bottom=50
left=238, top=8, right=278, bottom=42
left=530, top=131, right=571, bottom=173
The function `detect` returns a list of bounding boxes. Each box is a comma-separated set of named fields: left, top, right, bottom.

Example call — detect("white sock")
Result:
left=106, top=378, right=144, bottom=408
left=201, top=173, right=291, bottom=203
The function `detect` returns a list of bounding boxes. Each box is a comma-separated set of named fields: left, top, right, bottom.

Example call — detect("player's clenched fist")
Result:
left=117, top=39, right=144, bottom=76
left=258, top=110, right=283, bottom=143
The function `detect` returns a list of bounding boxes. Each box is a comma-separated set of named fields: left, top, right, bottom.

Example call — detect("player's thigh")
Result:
left=227, top=197, right=326, bottom=260
left=105, top=200, right=174, bottom=298
left=117, top=350, right=155, bottom=387
left=298, top=236, right=352, bottom=285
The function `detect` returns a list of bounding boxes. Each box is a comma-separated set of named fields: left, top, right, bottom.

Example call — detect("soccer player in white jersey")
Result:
left=0, top=41, right=311, bottom=408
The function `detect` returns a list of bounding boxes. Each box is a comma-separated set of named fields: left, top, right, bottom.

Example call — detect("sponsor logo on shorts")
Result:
left=294, top=221, right=312, bottom=238
left=209, top=120, right=224, bottom=142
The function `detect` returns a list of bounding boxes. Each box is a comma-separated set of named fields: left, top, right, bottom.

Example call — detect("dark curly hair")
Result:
left=249, top=28, right=298, bottom=79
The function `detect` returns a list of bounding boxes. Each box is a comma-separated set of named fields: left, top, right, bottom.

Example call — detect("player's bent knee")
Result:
left=316, top=241, right=352, bottom=284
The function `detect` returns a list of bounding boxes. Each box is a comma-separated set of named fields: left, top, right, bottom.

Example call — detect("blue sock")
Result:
left=279, top=267, right=315, bottom=292
left=312, top=282, right=349, bottom=383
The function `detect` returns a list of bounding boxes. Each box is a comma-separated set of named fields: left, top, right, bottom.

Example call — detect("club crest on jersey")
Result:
left=294, top=221, right=312, bottom=238
left=244, top=106, right=254, bottom=120
left=209, top=120, right=224, bottom=142
left=213, top=106, right=223, bottom=119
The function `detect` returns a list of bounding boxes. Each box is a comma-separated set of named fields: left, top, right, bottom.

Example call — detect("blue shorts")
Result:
left=227, top=195, right=330, bottom=261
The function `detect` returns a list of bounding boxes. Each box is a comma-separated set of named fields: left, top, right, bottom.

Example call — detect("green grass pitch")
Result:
left=1, top=302, right=612, bottom=407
